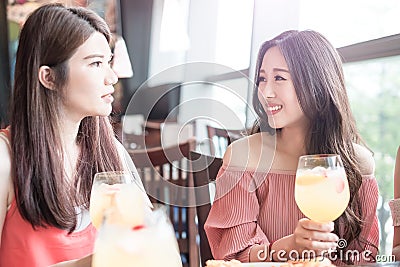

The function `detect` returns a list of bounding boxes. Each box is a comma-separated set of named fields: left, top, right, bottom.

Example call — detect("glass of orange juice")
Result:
left=294, top=154, right=350, bottom=223
left=89, top=171, right=146, bottom=229
left=92, top=207, right=182, bottom=267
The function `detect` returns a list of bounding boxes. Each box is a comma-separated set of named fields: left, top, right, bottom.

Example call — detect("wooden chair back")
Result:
left=121, top=121, right=163, bottom=150
left=189, top=151, right=223, bottom=267
left=206, top=125, right=245, bottom=157
left=129, top=140, right=198, bottom=267
left=122, top=131, right=161, bottom=150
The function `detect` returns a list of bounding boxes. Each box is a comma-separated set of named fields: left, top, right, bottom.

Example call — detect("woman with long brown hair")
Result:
left=0, top=3, right=148, bottom=266
left=205, top=30, right=379, bottom=265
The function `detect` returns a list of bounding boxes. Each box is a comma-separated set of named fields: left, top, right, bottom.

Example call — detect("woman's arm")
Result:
left=349, top=145, right=379, bottom=263
left=0, top=133, right=13, bottom=247
left=357, top=177, right=380, bottom=262
left=205, top=167, right=269, bottom=262
left=392, top=147, right=400, bottom=259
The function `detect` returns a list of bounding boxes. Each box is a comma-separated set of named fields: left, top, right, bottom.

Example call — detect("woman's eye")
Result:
left=274, top=75, right=286, bottom=81
left=257, top=77, right=267, bottom=84
left=90, top=61, right=102, bottom=67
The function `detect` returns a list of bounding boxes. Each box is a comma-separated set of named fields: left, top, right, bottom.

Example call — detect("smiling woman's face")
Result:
left=61, top=31, right=118, bottom=121
left=257, top=46, right=308, bottom=130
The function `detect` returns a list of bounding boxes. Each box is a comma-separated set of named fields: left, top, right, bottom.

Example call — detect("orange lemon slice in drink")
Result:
left=296, top=172, right=346, bottom=193
left=295, top=174, right=326, bottom=186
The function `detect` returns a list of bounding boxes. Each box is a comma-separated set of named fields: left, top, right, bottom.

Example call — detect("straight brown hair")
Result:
left=10, top=3, right=123, bottom=232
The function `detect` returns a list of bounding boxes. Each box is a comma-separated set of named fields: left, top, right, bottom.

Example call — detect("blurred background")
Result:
left=0, top=0, right=399, bottom=256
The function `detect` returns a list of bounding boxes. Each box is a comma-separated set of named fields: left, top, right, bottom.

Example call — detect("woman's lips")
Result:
left=102, top=93, right=114, bottom=103
left=265, top=104, right=282, bottom=115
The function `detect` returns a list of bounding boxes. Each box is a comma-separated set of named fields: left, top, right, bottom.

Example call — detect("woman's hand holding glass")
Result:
left=290, top=218, right=339, bottom=257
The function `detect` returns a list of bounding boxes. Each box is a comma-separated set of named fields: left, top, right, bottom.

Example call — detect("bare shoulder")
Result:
left=113, top=137, right=132, bottom=170
left=396, top=146, right=400, bottom=168
left=114, top=137, right=126, bottom=156
left=0, top=133, right=13, bottom=242
left=394, top=146, right=400, bottom=198
left=394, top=146, right=400, bottom=179
left=353, top=143, right=375, bottom=176
left=222, top=134, right=252, bottom=167
left=394, top=146, right=400, bottom=181
left=223, top=132, right=274, bottom=171
left=0, top=135, right=12, bottom=189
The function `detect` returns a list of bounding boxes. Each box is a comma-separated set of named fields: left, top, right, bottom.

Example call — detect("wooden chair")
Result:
left=128, top=140, right=198, bottom=267
left=206, top=125, right=245, bottom=157
left=120, top=120, right=163, bottom=150
left=189, top=151, right=223, bottom=267
left=115, top=117, right=163, bottom=150
left=122, top=131, right=161, bottom=150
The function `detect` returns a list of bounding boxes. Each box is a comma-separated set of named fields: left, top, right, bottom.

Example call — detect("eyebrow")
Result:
left=83, top=54, right=104, bottom=60
left=259, top=68, right=290, bottom=74
left=83, top=54, right=113, bottom=60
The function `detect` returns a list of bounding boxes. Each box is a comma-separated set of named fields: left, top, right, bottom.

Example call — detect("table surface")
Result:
left=343, top=262, right=400, bottom=267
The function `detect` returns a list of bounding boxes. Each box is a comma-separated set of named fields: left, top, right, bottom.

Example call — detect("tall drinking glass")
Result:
left=89, top=171, right=145, bottom=229
left=92, top=207, right=182, bottom=267
left=294, top=154, right=350, bottom=223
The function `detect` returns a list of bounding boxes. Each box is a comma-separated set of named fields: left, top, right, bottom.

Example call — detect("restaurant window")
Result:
left=298, top=0, right=400, bottom=255
left=299, top=0, right=400, bottom=47
left=209, top=0, right=254, bottom=128
left=344, top=56, right=400, bottom=254
left=214, top=0, right=254, bottom=71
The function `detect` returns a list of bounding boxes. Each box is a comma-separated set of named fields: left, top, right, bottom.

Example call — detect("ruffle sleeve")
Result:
left=204, top=166, right=270, bottom=262
left=346, top=175, right=379, bottom=265
left=389, top=198, right=400, bottom=226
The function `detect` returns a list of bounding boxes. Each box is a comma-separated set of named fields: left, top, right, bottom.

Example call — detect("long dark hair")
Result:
left=10, top=3, right=123, bottom=232
left=252, top=30, right=375, bottom=263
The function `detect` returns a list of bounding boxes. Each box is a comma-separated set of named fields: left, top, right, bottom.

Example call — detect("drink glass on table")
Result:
left=294, top=154, right=350, bottom=222
left=92, top=207, right=182, bottom=267
left=89, top=171, right=145, bottom=229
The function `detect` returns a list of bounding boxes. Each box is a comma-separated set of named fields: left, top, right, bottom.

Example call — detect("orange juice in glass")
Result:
left=294, top=154, right=350, bottom=222
left=89, top=171, right=145, bottom=229
left=92, top=208, right=182, bottom=267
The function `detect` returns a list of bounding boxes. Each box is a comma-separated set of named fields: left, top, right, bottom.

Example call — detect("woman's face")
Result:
left=257, top=46, right=308, bottom=130
left=61, top=31, right=117, bottom=121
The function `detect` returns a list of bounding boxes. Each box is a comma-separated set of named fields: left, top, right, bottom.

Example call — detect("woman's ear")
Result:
left=38, top=66, right=56, bottom=90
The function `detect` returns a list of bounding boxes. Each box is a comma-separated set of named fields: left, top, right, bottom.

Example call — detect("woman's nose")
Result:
left=259, top=82, right=276, bottom=98
left=105, top=67, right=118, bottom=86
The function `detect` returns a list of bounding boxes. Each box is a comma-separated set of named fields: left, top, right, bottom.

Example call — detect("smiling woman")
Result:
left=0, top=3, right=150, bottom=267
left=204, top=30, right=379, bottom=265
left=256, top=46, right=307, bottom=130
